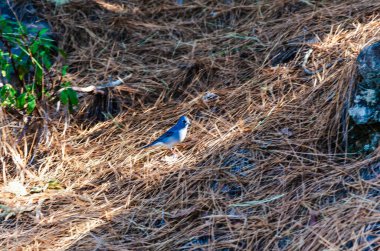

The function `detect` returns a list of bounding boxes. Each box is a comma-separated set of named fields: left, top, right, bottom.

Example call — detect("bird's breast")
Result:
left=178, top=127, right=188, bottom=142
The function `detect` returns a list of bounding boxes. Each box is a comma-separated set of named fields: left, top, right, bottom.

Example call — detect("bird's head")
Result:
left=177, top=115, right=190, bottom=128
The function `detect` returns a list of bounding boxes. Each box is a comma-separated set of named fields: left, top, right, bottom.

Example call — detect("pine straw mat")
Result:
left=0, top=0, right=379, bottom=250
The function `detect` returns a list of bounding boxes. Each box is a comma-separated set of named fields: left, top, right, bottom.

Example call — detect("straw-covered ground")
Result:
left=1, top=0, right=379, bottom=250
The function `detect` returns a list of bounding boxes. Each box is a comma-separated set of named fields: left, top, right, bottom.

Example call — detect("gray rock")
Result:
left=363, top=133, right=380, bottom=153
left=348, top=88, right=380, bottom=125
left=358, top=41, right=380, bottom=79
left=347, top=41, right=380, bottom=154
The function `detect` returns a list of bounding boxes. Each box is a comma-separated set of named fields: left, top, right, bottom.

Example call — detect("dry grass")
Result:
left=1, top=0, right=379, bottom=250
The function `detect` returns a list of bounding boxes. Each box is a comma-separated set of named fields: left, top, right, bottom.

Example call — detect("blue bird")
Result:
left=142, top=116, right=191, bottom=153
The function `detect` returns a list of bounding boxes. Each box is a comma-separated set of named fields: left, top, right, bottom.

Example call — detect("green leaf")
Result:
left=5, top=64, right=13, bottom=81
left=67, top=88, right=78, bottom=106
left=17, top=22, right=27, bottom=34
left=60, top=89, right=69, bottom=105
left=26, top=95, right=36, bottom=114
left=229, top=194, right=286, bottom=207
left=59, top=85, right=78, bottom=112
left=61, top=65, right=68, bottom=76
left=0, top=87, right=6, bottom=99
left=62, top=81, right=71, bottom=87
left=35, top=67, right=43, bottom=85
left=38, top=28, right=49, bottom=36
left=0, top=84, right=17, bottom=108
left=44, top=90, right=52, bottom=98
left=18, top=45, right=44, bottom=71
left=16, top=93, right=27, bottom=109
left=25, top=84, right=34, bottom=92
left=30, top=41, right=40, bottom=54
left=0, top=84, right=16, bottom=98
left=16, top=61, right=30, bottom=80
left=41, top=53, right=52, bottom=70
left=40, top=37, right=55, bottom=43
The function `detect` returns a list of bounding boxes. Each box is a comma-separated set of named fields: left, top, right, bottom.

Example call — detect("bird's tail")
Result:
left=141, top=142, right=156, bottom=149
left=141, top=144, right=150, bottom=149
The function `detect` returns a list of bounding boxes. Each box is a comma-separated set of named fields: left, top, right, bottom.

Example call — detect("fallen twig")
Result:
left=60, top=74, right=132, bottom=95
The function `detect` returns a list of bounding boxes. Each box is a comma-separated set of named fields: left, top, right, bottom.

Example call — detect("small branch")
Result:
left=59, top=74, right=132, bottom=94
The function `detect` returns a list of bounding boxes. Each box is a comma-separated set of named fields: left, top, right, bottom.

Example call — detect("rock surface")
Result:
left=357, top=41, right=380, bottom=79
left=347, top=41, right=380, bottom=154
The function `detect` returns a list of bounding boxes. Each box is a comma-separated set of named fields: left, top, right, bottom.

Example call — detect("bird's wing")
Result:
left=142, top=129, right=175, bottom=148
left=155, top=130, right=175, bottom=142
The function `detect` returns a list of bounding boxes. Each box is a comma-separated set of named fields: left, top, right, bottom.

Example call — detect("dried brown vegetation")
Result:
left=1, top=0, right=379, bottom=250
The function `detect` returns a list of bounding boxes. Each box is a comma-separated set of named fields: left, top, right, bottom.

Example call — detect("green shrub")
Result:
left=0, top=15, right=78, bottom=114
